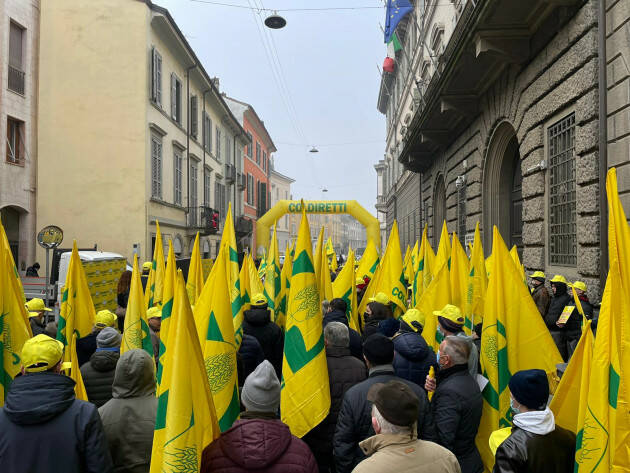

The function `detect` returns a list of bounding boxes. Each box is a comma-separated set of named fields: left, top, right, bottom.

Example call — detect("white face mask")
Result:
left=510, top=397, right=521, bottom=415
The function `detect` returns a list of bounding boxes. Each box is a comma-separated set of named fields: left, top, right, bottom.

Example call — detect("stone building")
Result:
left=376, top=0, right=630, bottom=300
left=268, top=158, right=294, bottom=254
left=0, top=0, right=39, bottom=274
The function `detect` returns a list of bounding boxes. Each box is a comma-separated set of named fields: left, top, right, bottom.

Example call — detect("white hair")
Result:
left=371, top=404, right=415, bottom=435
left=324, top=321, right=349, bottom=348
left=442, top=335, right=470, bottom=365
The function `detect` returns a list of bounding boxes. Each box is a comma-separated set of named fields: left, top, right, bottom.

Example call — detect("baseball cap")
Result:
left=21, top=335, right=64, bottom=373
left=550, top=274, right=567, bottom=284
left=252, top=293, right=267, bottom=306
left=530, top=271, right=546, bottom=280
left=146, top=306, right=162, bottom=319
left=434, top=304, right=464, bottom=325
left=368, top=380, right=419, bottom=427
left=25, top=298, right=52, bottom=312
left=95, top=310, right=117, bottom=328
left=142, top=261, right=153, bottom=270
left=572, top=281, right=587, bottom=292
left=401, top=308, right=425, bottom=331
left=369, top=292, right=389, bottom=305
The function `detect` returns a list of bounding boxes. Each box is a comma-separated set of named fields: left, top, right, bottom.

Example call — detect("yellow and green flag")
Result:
left=412, top=225, right=435, bottom=306
left=248, top=253, right=264, bottom=297
left=145, top=221, right=165, bottom=309
left=57, top=241, right=96, bottom=359
left=0, top=247, right=32, bottom=406
left=121, top=254, right=153, bottom=357
left=371, top=221, right=407, bottom=317
left=319, top=239, right=334, bottom=303
left=417, top=262, right=451, bottom=351
left=157, top=240, right=176, bottom=385
left=281, top=205, right=330, bottom=438
left=187, top=232, right=204, bottom=305
left=450, top=233, right=469, bottom=332
left=275, top=243, right=293, bottom=330
left=239, top=254, right=252, bottom=312
left=356, top=238, right=380, bottom=281
left=264, top=224, right=282, bottom=322
left=68, top=333, right=88, bottom=401
left=151, top=270, right=220, bottom=473
left=476, top=227, right=562, bottom=471
left=257, top=250, right=267, bottom=279
left=0, top=218, right=25, bottom=304
left=467, top=223, right=487, bottom=331
left=195, top=244, right=240, bottom=432
left=332, top=247, right=360, bottom=332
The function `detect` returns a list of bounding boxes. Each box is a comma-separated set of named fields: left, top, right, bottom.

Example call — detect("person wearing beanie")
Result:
left=529, top=271, right=551, bottom=318
left=361, top=300, right=397, bottom=341
left=0, top=335, right=113, bottom=473
left=493, top=369, right=575, bottom=473
left=333, top=334, right=432, bottom=473
left=242, top=293, right=284, bottom=378
left=544, top=275, right=573, bottom=361
left=435, top=304, right=479, bottom=377
left=201, top=360, right=318, bottom=473
left=353, top=381, right=460, bottom=473
left=80, top=327, right=121, bottom=408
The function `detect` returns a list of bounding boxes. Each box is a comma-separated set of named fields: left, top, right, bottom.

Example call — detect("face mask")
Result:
left=437, top=326, right=444, bottom=337
left=363, top=312, right=370, bottom=322
left=510, top=398, right=520, bottom=415
left=436, top=351, right=441, bottom=365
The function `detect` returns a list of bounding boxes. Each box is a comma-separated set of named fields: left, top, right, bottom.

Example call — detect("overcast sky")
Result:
left=157, top=0, right=386, bottom=215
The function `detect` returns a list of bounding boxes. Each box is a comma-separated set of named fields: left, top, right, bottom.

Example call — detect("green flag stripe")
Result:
left=609, top=365, right=620, bottom=408
left=292, top=251, right=315, bottom=276
left=155, top=390, right=169, bottom=430
left=218, top=384, right=240, bottom=432
left=206, top=312, right=225, bottom=342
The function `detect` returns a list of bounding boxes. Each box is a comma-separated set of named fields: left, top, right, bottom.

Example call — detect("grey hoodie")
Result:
left=99, top=349, right=157, bottom=473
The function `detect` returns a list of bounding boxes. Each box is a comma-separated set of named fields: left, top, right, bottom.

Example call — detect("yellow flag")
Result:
left=156, top=240, right=176, bottom=385
left=573, top=167, right=630, bottom=471
left=264, top=224, right=282, bottom=322
left=281, top=205, right=330, bottom=437
left=467, top=223, right=487, bottom=330
left=412, top=225, right=435, bottom=306
left=325, top=237, right=335, bottom=256
left=247, top=253, right=264, bottom=297
left=549, top=320, right=593, bottom=434
left=509, top=245, right=526, bottom=285
left=0, top=248, right=32, bottom=406
left=476, top=227, right=562, bottom=471
left=357, top=263, right=382, bottom=326
left=187, top=232, right=204, bottom=304
left=218, top=203, right=245, bottom=348
left=406, top=241, right=418, bottom=284
left=151, top=270, right=220, bottom=473
left=435, top=221, right=451, bottom=270
left=144, top=221, right=165, bottom=309
left=0, top=218, right=25, bottom=304
left=332, top=247, right=360, bottom=332
left=275, top=243, right=294, bottom=330
left=57, top=241, right=96, bottom=359
left=356, top=238, right=380, bottom=281
left=319, top=239, right=334, bottom=303
left=68, top=333, right=88, bottom=401
left=370, top=221, right=407, bottom=317
left=239, top=254, right=252, bottom=313
left=195, top=245, right=240, bottom=431
left=257, top=250, right=267, bottom=279
left=450, top=233, right=469, bottom=333
left=313, top=227, right=325, bottom=296
left=571, top=285, right=587, bottom=331
left=121, top=254, right=154, bottom=357
left=417, top=262, right=451, bottom=351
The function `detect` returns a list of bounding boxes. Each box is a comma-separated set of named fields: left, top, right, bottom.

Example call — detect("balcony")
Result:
left=375, top=195, right=387, bottom=212
left=235, top=216, right=253, bottom=237
left=8, top=65, right=24, bottom=95
left=237, top=172, right=246, bottom=190
left=225, top=163, right=236, bottom=184
left=187, top=206, right=219, bottom=235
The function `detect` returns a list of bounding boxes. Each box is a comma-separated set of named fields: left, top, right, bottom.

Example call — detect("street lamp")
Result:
left=309, top=146, right=319, bottom=153
left=264, top=12, right=287, bottom=29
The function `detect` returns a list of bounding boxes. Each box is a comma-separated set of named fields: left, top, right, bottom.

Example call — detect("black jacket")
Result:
left=425, top=364, right=483, bottom=473
left=303, top=346, right=367, bottom=472
left=0, top=372, right=113, bottom=473
left=77, top=332, right=98, bottom=367
left=333, top=366, right=432, bottom=473
left=30, top=317, right=46, bottom=336
left=493, top=424, right=576, bottom=473
left=237, top=334, right=265, bottom=386
left=392, top=329, right=437, bottom=387
left=323, top=309, right=363, bottom=360
left=81, top=350, right=119, bottom=408
left=544, top=284, right=572, bottom=331
left=242, top=307, right=284, bottom=378
left=362, top=317, right=400, bottom=341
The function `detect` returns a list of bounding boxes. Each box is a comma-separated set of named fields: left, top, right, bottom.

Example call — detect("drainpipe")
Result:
left=598, top=0, right=608, bottom=286
left=186, top=64, right=196, bottom=212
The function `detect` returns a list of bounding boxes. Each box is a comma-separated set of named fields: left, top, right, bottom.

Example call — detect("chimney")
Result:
left=211, top=77, right=220, bottom=90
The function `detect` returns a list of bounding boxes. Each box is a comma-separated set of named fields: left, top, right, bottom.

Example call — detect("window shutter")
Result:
left=156, top=54, right=162, bottom=106
left=9, top=23, right=23, bottom=69
left=151, top=47, right=156, bottom=102
left=191, top=96, right=198, bottom=138
left=171, top=73, right=176, bottom=119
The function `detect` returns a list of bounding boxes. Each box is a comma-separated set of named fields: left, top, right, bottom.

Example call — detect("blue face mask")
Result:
left=436, top=351, right=441, bottom=365
left=510, top=398, right=520, bottom=415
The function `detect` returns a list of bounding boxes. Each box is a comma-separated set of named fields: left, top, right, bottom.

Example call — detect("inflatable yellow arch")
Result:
left=256, top=200, right=380, bottom=254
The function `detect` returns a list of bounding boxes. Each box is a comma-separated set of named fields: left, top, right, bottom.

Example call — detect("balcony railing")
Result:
left=187, top=206, right=219, bottom=235
left=375, top=195, right=387, bottom=211
left=235, top=216, right=253, bottom=237
left=8, top=65, right=25, bottom=95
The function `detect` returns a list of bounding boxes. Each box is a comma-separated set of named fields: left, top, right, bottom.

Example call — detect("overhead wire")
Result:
left=190, top=0, right=382, bottom=11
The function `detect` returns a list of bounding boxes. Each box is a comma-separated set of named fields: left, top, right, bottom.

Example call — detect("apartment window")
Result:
left=8, top=21, right=25, bottom=95
left=430, top=25, right=445, bottom=57
left=150, top=47, right=162, bottom=106
left=151, top=135, right=163, bottom=198
left=203, top=113, right=212, bottom=153
left=170, top=73, right=182, bottom=124
left=204, top=169, right=211, bottom=206
left=216, top=127, right=222, bottom=160
left=173, top=150, right=183, bottom=205
left=246, top=132, right=253, bottom=157
left=256, top=142, right=261, bottom=165
left=548, top=113, right=577, bottom=266
left=247, top=174, right=254, bottom=205
left=190, top=160, right=199, bottom=209
left=215, top=181, right=226, bottom=218
left=190, top=96, right=198, bottom=139
left=263, top=151, right=267, bottom=172
left=6, top=117, right=24, bottom=165
left=257, top=181, right=267, bottom=217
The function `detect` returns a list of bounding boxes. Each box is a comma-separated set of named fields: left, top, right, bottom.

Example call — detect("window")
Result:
left=204, top=169, right=211, bottom=206
left=171, top=73, right=182, bottom=124
left=216, top=127, right=222, bottom=160
left=256, top=142, right=261, bottom=165
left=8, top=22, right=25, bottom=95
left=6, top=117, right=24, bottom=165
left=246, top=132, right=253, bottom=157
left=203, top=113, right=212, bottom=153
left=257, top=180, right=267, bottom=217
left=190, top=160, right=199, bottom=209
left=215, top=181, right=226, bottom=218
left=247, top=174, right=254, bottom=205
left=150, top=47, right=162, bottom=106
left=548, top=113, right=577, bottom=266
left=190, top=96, right=198, bottom=139
left=151, top=135, right=163, bottom=198
left=263, top=151, right=267, bottom=171
left=173, top=150, right=183, bottom=205
left=225, top=134, right=231, bottom=164
left=236, top=148, right=242, bottom=174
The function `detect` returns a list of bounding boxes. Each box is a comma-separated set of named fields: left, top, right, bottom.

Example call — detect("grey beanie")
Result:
left=241, top=360, right=280, bottom=413
left=97, top=327, right=122, bottom=348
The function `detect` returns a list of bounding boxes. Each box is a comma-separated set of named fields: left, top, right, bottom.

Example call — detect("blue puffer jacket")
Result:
left=392, top=330, right=437, bottom=387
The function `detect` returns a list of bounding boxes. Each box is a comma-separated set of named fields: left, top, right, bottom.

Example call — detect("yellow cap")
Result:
left=142, top=262, right=152, bottom=270
left=95, top=310, right=117, bottom=328
left=28, top=311, right=42, bottom=318
left=433, top=304, right=465, bottom=325
left=401, top=308, right=425, bottom=331
left=146, top=306, right=162, bottom=319
left=572, top=281, right=587, bottom=292
left=550, top=274, right=567, bottom=284
left=369, top=292, right=389, bottom=305
left=530, top=271, right=546, bottom=279
left=25, top=298, right=52, bottom=312
left=252, top=293, right=267, bottom=306
left=355, top=277, right=365, bottom=286
left=21, top=335, right=64, bottom=373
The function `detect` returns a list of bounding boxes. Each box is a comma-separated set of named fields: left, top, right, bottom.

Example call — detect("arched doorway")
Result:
left=433, top=174, right=446, bottom=247
left=483, top=122, right=523, bottom=255
left=0, top=206, right=21, bottom=264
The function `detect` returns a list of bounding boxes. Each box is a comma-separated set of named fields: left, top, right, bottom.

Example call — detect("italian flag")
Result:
left=387, top=32, right=402, bottom=58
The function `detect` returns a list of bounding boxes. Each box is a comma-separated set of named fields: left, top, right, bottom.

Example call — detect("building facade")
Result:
left=37, top=0, right=249, bottom=264
left=0, top=0, right=39, bottom=274
left=224, top=96, right=277, bottom=256
left=268, top=158, right=294, bottom=254
left=376, top=0, right=630, bottom=301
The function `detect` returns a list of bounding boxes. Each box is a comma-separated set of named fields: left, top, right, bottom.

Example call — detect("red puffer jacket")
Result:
left=201, top=417, right=318, bottom=473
